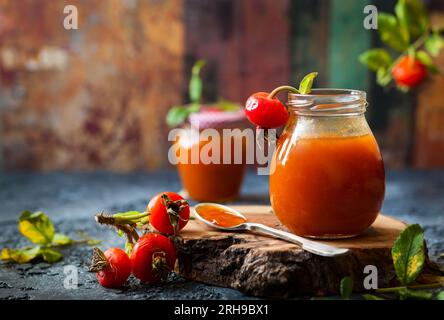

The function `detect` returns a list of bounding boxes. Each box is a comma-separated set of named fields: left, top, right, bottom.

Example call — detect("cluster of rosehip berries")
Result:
left=90, top=192, right=189, bottom=288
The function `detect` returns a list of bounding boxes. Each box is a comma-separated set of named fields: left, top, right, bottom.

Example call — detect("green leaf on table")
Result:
left=416, top=51, right=439, bottom=73
left=340, top=276, right=353, bottom=299
left=436, top=291, right=444, bottom=300
left=378, top=13, right=409, bottom=52
left=359, top=49, right=393, bottom=72
left=1, top=246, right=62, bottom=264
left=18, top=211, right=55, bottom=245
left=391, top=224, right=425, bottom=286
left=363, top=294, right=384, bottom=300
left=77, top=231, right=102, bottom=246
left=189, top=60, right=206, bottom=104
left=298, top=72, right=318, bottom=94
left=398, top=288, right=433, bottom=300
left=395, top=0, right=428, bottom=40
left=1, top=246, right=42, bottom=264
left=425, top=32, right=444, bottom=57
left=52, top=233, right=73, bottom=246
left=40, top=248, right=63, bottom=263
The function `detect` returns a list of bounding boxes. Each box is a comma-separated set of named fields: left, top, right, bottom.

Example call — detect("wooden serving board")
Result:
left=175, top=205, right=410, bottom=298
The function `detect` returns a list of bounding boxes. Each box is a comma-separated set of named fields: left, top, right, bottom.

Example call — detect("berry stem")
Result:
left=268, top=85, right=300, bottom=99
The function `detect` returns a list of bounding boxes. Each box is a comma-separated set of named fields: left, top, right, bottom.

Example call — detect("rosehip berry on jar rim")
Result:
left=148, top=192, right=190, bottom=235
left=130, top=233, right=177, bottom=283
left=90, top=247, right=131, bottom=288
left=391, top=56, right=427, bottom=88
left=245, top=92, right=289, bottom=129
left=244, top=75, right=318, bottom=129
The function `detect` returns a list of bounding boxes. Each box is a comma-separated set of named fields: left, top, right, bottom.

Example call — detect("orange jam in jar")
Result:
left=173, top=108, right=248, bottom=202
left=269, top=89, right=385, bottom=238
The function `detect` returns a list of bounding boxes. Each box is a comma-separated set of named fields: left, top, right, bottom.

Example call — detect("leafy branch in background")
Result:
left=339, top=224, right=444, bottom=300
left=1, top=211, right=100, bottom=264
left=359, top=0, right=444, bottom=91
left=166, top=60, right=206, bottom=128
left=166, top=60, right=241, bottom=128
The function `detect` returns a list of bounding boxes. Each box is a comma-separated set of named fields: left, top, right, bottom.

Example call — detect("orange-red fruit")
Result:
left=130, top=233, right=177, bottom=283
left=148, top=192, right=190, bottom=235
left=391, top=56, right=427, bottom=88
left=245, top=92, right=289, bottom=129
left=96, top=248, right=131, bottom=288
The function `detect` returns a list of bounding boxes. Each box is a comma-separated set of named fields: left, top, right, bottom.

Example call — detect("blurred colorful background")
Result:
left=0, top=0, right=443, bottom=172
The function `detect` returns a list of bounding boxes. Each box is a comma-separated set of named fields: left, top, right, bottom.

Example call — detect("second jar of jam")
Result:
left=269, top=89, right=385, bottom=238
left=173, top=107, right=248, bottom=202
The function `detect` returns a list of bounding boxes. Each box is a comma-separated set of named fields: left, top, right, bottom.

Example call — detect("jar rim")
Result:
left=287, top=88, right=367, bottom=116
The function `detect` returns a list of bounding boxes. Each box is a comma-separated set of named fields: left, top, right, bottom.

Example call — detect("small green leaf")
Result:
left=40, top=248, right=63, bottom=263
left=376, top=68, right=392, bottom=86
left=398, top=288, right=433, bottom=300
left=436, top=291, right=444, bottom=300
left=166, top=106, right=191, bottom=128
left=218, top=99, right=241, bottom=111
left=77, top=231, right=102, bottom=246
left=340, top=276, right=353, bottom=299
left=52, top=233, right=73, bottom=246
left=189, top=60, right=206, bottom=104
left=1, top=246, right=42, bottom=264
left=359, top=49, right=393, bottom=72
left=425, top=32, right=444, bottom=57
left=362, top=294, right=384, bottom=300
left=395, top=0, right=428, bottom=40
left=416, top=51, right=438, bottom=74
left=377, top=13, right=409, bottom=52
left=391, top=224, right=425, bottom=286
left=298, top=72, right=318, bottom=94
left=18, top=211, right=55, bottom=245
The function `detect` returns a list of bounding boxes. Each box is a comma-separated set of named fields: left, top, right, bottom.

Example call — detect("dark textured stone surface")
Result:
left=0, top=170, right=443, bottom=300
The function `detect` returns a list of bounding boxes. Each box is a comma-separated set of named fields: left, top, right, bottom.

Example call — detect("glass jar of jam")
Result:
left=174, top=107, right=248, bottom=202
left=269, top=89, right=385, bottom=238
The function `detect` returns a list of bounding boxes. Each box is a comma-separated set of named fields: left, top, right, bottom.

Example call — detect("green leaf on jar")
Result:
left=377, top=13, right=409, bottom=52
left=218, top=99, right=241, bottom=111
left=298, top=72, right=318, bottom=94
left=166, top=106, right=191, bottom=128
left=391, top=224, right=425, bottom=286
left=18, top=211, right=55, bottom=245
left=189, top=59, right=206, bottom=104
left=359, top=49, right=393, bottom=72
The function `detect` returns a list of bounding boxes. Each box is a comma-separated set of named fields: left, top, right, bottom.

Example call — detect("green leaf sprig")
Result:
left=1, top=211, right=100, bottom=264
left=166, top=60, right=242, bottom=128
left=347, top=224, right=443, bottom=300
left=359, top=0, right=444, bottom=91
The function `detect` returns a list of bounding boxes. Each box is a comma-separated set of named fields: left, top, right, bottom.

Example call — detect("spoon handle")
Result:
left=244, top=223, right=350, bottom=257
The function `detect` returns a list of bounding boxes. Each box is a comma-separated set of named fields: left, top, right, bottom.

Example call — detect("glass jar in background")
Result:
left=174, top=107, right=248, bottom=202
left=270, top=89, right=385, bottom=238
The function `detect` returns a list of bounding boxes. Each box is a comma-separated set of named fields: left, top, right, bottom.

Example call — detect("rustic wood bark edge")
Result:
left=176, top=232, right=401, bottom=298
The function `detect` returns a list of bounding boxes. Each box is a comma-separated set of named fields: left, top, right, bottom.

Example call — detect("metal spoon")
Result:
left=193, top=203, right=350, bottom=257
